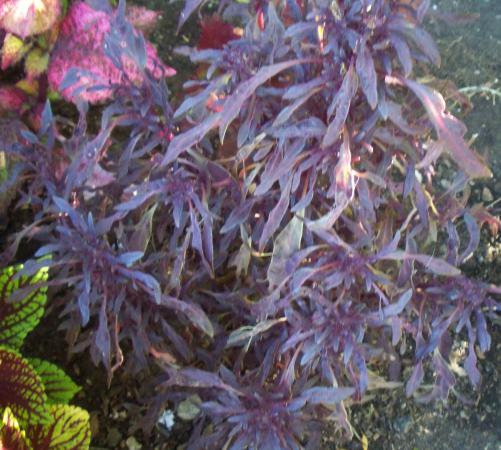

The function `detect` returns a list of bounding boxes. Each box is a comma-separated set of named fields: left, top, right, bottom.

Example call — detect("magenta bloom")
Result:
left=48, top=1, right=175, bottom=103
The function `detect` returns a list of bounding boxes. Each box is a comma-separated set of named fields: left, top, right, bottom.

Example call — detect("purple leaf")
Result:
left=390, top=33, right=412, bottom=76
left=405, top=361, right=424, bottom=397
left=161, top=295, right=214, bottom=338
left=383, top=289, right=413, bottom=317
left=382, top=251, right=461, bottom=277
left=322, top=63, right=358, bottom=147
left=94, top=300, right=111, bottom=369
left=356, top=41, right=378, bottom=109
left=258, top=179, right=292, bottom=251
left=458, top=213, right=480, bottom=264
left=267, top=214, right=304, bottom=289
left=300, top=386, right=355, bottom=405
left=388, top=18, right=441, bottom=67
left=219, top=59, right=306, bottom=143
left=177, top=0, right=204, bottom=32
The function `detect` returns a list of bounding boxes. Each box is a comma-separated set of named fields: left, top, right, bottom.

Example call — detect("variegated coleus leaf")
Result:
left=1, top=407, right=32, bottom=450
left=47, top=1, right=175, bottom=104
left=0, top=264, right=48, bottom=350
left=125, top=5, right=161, bottom=34
left=28, top=359, right=80, bottom=405
left=0, top=347, right=51, bottom=426
left=27, top=405, right=91, bottom=450
left=0, top=0, right=62, bottom=39
left=1, top=33, right=31, bottom=70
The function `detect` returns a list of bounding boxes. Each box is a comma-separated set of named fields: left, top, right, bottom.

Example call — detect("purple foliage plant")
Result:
left=1, top=0, right=500, bottom=448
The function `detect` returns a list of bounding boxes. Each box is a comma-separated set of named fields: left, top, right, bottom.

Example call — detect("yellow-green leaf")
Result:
left=28, top=359, right=81, bottom=405
left=0, top=263, right=48, bottom=349
left=25, top=48, right=49, bottom=79
left=28, top=405, right=91, bottom=450
left=1, top=407, right=32, bottom=450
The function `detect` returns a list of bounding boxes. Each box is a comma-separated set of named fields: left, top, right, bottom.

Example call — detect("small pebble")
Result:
left=126, top=436, right=142, bottom=450
left=482, top=187, right=494, bottom=202
left=107, top=428, right=122, bottom=447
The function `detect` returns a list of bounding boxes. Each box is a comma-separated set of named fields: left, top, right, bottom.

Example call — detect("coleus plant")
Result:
left=0, top=262, right=91, bottom=449
left=0, top=0, right=172, bottom=121
left=0, top=0, right=499, bottom=448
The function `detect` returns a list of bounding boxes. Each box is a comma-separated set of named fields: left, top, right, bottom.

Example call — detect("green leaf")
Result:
left=0, top=407, right=32, bottom=450
left=24, top=48, right=49, bottom=79
left=28, top=359, right=81, bottom=405
left=0, top=347, right=51, bottom=426
left=0, top=263, right=49, bottom=349
left=28, top=405, right=91, bottom=450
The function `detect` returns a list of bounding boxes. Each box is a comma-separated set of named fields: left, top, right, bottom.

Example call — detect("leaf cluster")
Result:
left=0, top=0, right=500, bottom=449
left=0, top=263, right=90, bottom=450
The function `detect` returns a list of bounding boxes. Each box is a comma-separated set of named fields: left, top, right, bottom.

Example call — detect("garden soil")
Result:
left=22, top=0, right=501, bottom=449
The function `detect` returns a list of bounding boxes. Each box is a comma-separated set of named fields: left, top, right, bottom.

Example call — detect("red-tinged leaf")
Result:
left=198, top=15, right=239, bottom=50
left=405, top=361, right=424, bottom=397
left=0, top=0, right=61, bottom=39
left=1, top=408, right=31, bottom=450
left=300, top=386, right=355, bottom=405
left=219, top=59, right=306, bottom=143
left=28, top=405, right=91, bottom=450
left=0, top=264, right=48, bottom=350
left=259, top=179, right=292, bottom=251
left=0, top=347, right=51, bottom=426
left=388, top=77, right=491, bottom=178
left=322, top=63, right=358, bottom=148
left=0, top=86, right=28, bottom=113
left=356, top=41, right=378, bottom=109
left=126, top=6, right=161, bottom=34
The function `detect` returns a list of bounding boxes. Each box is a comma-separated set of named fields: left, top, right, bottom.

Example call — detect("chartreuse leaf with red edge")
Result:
left=27, top=359, right=81, bottom=405
left=0, top=263, right=49, bottom=350
left=0, top=346, right=51, bottom=427
left=1, top=407, right=32, bottom=450
left=27, top=404, right=91, bottom=450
